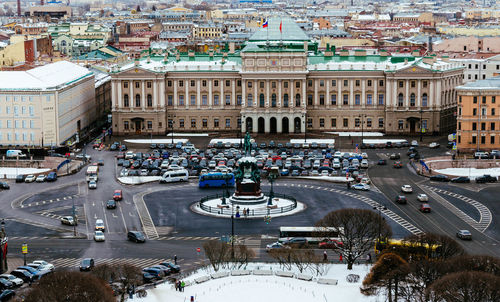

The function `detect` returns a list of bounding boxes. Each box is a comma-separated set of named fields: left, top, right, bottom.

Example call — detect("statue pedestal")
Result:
left=235, top=180, right=261, bottom=197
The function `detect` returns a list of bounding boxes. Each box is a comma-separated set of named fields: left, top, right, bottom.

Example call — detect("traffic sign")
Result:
left=22, top=244, right=28, bottom=254
left=196, top=247, right=201, bottom=253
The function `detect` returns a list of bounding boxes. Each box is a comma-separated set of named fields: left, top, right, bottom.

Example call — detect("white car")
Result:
left=94, top=231, right=105, bottom=242
left=401, top=185, right=413, bottom=193
left=125, top=151, right=135, bottom=159
left=417, top=193, right=429, bottom=202
left=25, top=175, right=36, bottom=183
left=36, top=174, right=46, bottom=182
left=95, top=219, right=105, bottom=232
left=361, top=152, right=368, bottom=159
left=0, top=274, right=23, bottom=286
left=352, top=183, right=370, bottom=191
left=321, top=170, right=329, bottom=176
left=429, top=142, right=440, bottom=149
left=411, top=140, right=419, bottom=147
left=32, top=260, right=55, bottom=271
left=360, top=177, right=371, bottom=184
left=88, top=180, right=97, bottom=189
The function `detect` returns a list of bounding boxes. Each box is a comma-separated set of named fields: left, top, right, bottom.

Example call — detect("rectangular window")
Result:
left=179, top=80, right=184, bottom=87
left=237, top=118, right=241, bottom=128
left=30, top=120, right=34, bottom=128
left=491, top=136, right=495, bottom=144
left=481, top=123, right=486, bottom=131
left=214, top=119, right=219, bottom=128
left=147, top=121, right=152, bottom=129
left=367, top=94, right=372, bottom=105
left=492, top=108, right=496, bottom=116
left=367, top=118, right=372, bottom=128
left=214, top=80, right=219, bottom=87
left=190, top=95, right=196, bottom=106
left=14, top=106, right=18, bottom=116
left=343, top=94, right=348, bottom=105
left=6, top=107, right=10, bottom=115
left=472, top=136, right=476, bottom=144
left=167, top=80, right=172, bottom=87
left=379, top=80, right=384, bottom=87
left=491, top=123, right=495, bottom=131
left=473, top=96, right=477, bottom=103
left=202, top=95, right=207, bottom=105
left=237, top=95, right=242, bottom=105
left=319, top=80, right=324, bottom=87
left=458, top=122, right=461, bottom=130
left=272, top=81, right=276, bottom=89
left=30, top=132, right=34, bottom=141
left=191, top=119, right=196, bottom=128
left=332, top=80, right=336, bottom=87
left=296, top=81, right=300, bottom=88
left=319, top=118, right=325, bottom=128
left=225, top=95, right=231, bottom=105
left=226, top=80, right=231, bottom=87
left=202, top=119, right=207, bottom=128
left=14, top=120, right=19, bottom=128
left=481, top=136, right=486, bottom=144
left=284, top=81, right=288, bottom=88
left=344, top=80, right=348, bottom=87
left=319, top=94, right=325, bottom=105
left=355, top=80, right=360, bottom=87
left=472, top=122, right=477, bottom=130
left=307, top=118, right=312, bottom=128
left=124, top=121, right=129, bottom=130
left=355, top=118, right=360, bottom=127
left=367, top=80, right=372, bottom=87
left=7, top=133, right=11, bottom=141
left=22, top=120, right=26, bottom=128
left=423, top=81, right=427, bottom=88
left=308, top=80, right=313, bottom=87
left=248, top=81, right=253, bottom=88
left=398, top=120, right=404, bottom=129
left=214, top=95, right=219, bottom=105
left=482, top=96, right=487, bottom=103
left=190, top=80, right=195, bottom=87
left=179, top=119, right=185, bottom=128
left=331, top=118, right=337, bottom=128
left=179, top=95, right=184, bottom=106
left=124, top=82, right=129, bottom=88
left=355, top=94, right=360, bottom=105
left=168, top=95, right=173, bottom=106
left=331, top=94, right=337, bottom=105
left=378, top=94, right=384, bottom=105
left=482, top=108, right=487, bottom=116
left=147, top=81, right=152, bottom=88
left=237, top=80, right=241, bottom=87
left=492, top=96, right=496, bottom=103
left=225, top=119, right=230, bottom=128
left=307, top=94, right=313, bottom=106
left=29, top=106, right=34, bottom=116
left=260, top=81, right=264, bottom=88
left=399, top=81, right=404, bottom=88
left=202, top=80, right=207, bottom=87
left=21, top=106, right=26, bottom=115
left=422, top=120, right=427, bottom=129
left=247, top=94, right=253, bottom=107
left=135, top=82, right=140, bottom=88
left=15, top=133, right=19, bottom=141
left=22, top=133, right=27, bottom=141
left=343, top=118, right=348, bottom=127
left=473, top=108, right=477, bottom=116
left=411, top=81, right=416, bottom=88
left=379, top=118, right=384, bottom=128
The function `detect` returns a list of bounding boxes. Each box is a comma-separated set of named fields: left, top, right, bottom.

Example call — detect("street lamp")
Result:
left=267, top=167, right=279, bottom=206
left=372, top=205, right=387, bottom=243
left=420, top=109, right=423, bottom=142
left=169, top=118, right=175, bottom=145
left=304, top=113, right=307, bottom=143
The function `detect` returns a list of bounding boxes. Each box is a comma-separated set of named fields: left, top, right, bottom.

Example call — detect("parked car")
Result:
left=0, top=275, right=23, bottom=287
left=106, top=200, right=117, bottom=209
left=474, top=152, right=489, bottom=159
left=9, top=270, right=33, bottom=283
left=46, top=172, right=57, bottom=182
left=450, top=176, right=470, bottom=183
left=0, top=182, right=9, bottom=190
left=159, top=262, right=180, bottom=274
left=79, top=258, right=95, bottom=271
left=142, top=272, right=156, bottom=283
left=60, top=216, right=77, bottom=226
left=417, top=194, right=428, bottom=202
left=395, top=195, right=408, bottom=204
left=456, top=229, right=472, bottom=240
left=15, top=175, right=26, bottom=183
left=420, top=203, right=431, bottom=213
left=24, top=175, right=36, bottom=183
left=0, top=279, right=13, bottom=290
left=475, top=175, right=497, bottom=183
left=411, top=140, right=419, bottom=147
left=0, top=289, right=15, bottom=301
left=32, top=260, right=54, bottom=272
left=142, top=268, right=162, bottom=280
left=128, top=231, right=146, bottom=243
left=390, top=153, right=401, bottom=160
left=430, top=175, right=449, bottom=182
left=401, top=185, right=413, bottom=193
left=150, top=265, right=171, bottom=277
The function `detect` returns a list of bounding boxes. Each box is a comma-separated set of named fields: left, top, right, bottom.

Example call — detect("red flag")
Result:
left=279, top=21, right=282, bottom=33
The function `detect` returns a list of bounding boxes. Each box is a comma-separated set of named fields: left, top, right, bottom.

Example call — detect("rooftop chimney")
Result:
left=17, top=0, right=21, bottom=17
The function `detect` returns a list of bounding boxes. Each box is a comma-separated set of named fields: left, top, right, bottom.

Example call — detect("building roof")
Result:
left=456, top=76, right=500, bottom=91
left=249, top=17, right=309, bottom=42
left=0, top=61, right=93, bottom=91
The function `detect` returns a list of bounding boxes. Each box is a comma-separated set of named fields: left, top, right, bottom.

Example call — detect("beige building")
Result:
left=0, top=61, right=95, bottom=147
left=110, top=19, right=463, bottom=136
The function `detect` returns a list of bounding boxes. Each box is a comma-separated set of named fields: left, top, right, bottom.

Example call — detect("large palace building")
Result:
left=110, top=19, right=463, bottom=136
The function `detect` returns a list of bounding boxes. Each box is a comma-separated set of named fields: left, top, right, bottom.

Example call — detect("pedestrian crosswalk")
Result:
left=50, top=257, right=177, bottom=268
left=155, top=235, right=259, bottom=241
left=20, top=194, right=80, bottom=209
left=9, top=236, right=53, bottom=241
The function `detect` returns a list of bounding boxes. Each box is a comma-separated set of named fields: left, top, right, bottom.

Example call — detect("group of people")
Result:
left=175, top=280, right=185, bottom=292
left=242, top=208, right=251, bottom=217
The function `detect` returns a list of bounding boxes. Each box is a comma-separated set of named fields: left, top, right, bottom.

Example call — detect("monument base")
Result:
left=229, top=193, right=268, bottom=205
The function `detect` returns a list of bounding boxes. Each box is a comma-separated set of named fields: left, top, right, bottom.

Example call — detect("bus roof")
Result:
left=86, top=166, right=98, bottom=173
left=279, top=226, right=339, bottom=232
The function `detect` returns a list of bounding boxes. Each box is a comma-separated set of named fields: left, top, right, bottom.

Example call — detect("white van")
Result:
left=160, top=169, right=189, bottom=183
left=332, top=158, right=341, bottom=169
left=360, top=159, right=369, bottom=168
left=6, top=150, right=26, bottom=158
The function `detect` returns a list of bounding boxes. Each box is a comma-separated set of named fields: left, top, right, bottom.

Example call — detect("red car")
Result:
left=113, top=190, right=123, bottom=201
left=318, top=239, right=343, bottom=249
left=420, top=203, right=431, bottom=213
left=393, top=161, right=403, bottom=168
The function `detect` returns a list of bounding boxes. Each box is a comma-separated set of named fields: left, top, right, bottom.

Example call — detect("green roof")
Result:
left=148, top=53, right=242, bottom=65
left=249, top=17, right=309, bottom=42
left=308, top=55, right=416, bottom=65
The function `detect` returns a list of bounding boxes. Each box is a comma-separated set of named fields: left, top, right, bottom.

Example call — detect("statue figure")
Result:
left=243, top=132, right=252, bottom=155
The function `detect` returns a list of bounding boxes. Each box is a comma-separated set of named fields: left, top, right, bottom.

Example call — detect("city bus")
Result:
left=374, top=239, right=442, bottom=260
left=85, top=165, right=99, bottom=182
left=278, top=227, right=341, bottom=244
left=198, top=172, right=235, bottom=188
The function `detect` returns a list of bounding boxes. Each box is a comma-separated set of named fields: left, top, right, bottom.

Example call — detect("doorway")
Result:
left=270, top=117, right=277, bottom=133
left=294, top=117, right=301, bottom=133
left=135, top=120, right=142, bottom=134
left=282, top=117, right=289, bottom=134
left=258, top=117, right=265, bottom=133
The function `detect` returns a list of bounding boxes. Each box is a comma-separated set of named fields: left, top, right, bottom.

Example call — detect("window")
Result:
left=147, top=94, right=152, bottom=107
left=422, top=120, right=427, bottom=129
left=482, top=96, right=486, bottom=104
left=332, top=80, right=336, bottom=87
left=458, top=122, right=461, bottom=130
left=398, top=120, right=404, bottom=129
left=260, top=81, right=264, bottom=88
left=472, top=122, right=477, bottom=130
left=30, top=132, right=34, bottom=141
left=307, top=118, right=312, bottom=128
left=135, top=82, right=140, bottom=88
left=226, top=80, right=230, bottom=87
left=248, top=81, right=253, bottom=88
left=124, top=121, right=129, bottom=130
left=422, top=93, right=428, bottom=107
left=124, top=82, right=128, bottom=88
left=6, top=107, right=9, bottom=115
left=344, top=80, right=348, bottom=87
left=202, top=95, right=207, bottom=105
left=343, top=118, right=348, bottom=127
left=331, top=94, right=337, bottom=105
left=284, top=81, right=288, bottom=88
left=168, top=80, right=172, bottom=87
left=147, top=81, right=152, bottom=88
left=481, top=136, right=486, bottom=144
left=319, top=94, right=325, bottom=105
left=272, top=81, right=276, bottom=89
left=481, top=122, right=486, bottom=131
left=492, top=108, right=496, bottom=116
left=355, top=80, right=360, bottom=87
left=259, top=94, right=265, bottom=107
left=473, top=108, right=477, bottom=116
left=191, top=95, right=196, bottom=106
left=473, top=96, right=477, bottom=103
left=14, top=106, right=18, bottom=116
left=379, top=80, right=384, bottom=87
left=355, top=94, right=360, bottom=105
left=202, top=80, right=207, bottom=87
left=237, top=95, right=242, bottom=105
left=284, top=94, right=289, bottom=107
left=168, top=95, right=173, bottom=106
left=179, top=95, right=184, bottom=106
left=296, top=81, right=300, bottom=88
left=423, top=81, right=428, bottom=88
left=190, top=119, right=196, bottom=128
left=410, top=93, right=416, bottom=106
left=355, top=118, right=360, bottom=127
left=226, top=95, right=231, bottom=105
left=21, top=106, right=26, bottom=115
left=491, top=136, right=495, bottom=144
left=367, top=80, right=372, bottom=87
left=491, top=123, right=495, bottom=131
left=378, top=94, right=384, bottom=105
left=319, top=80, right=324, bottom=87
left=399, top=81, right=404, bottom=88
left=237, top=118, right=241, bottom=128
left=307, top=94, right=313, bottom=106
left=295, top=94, right=301, bottom=106
left=14, top=120, right=19, bottom=129
left=367, top=118, right=372, bottom=128
left=271, top=94, right=277, bottom=107
left=135, top=94, right=141, bottom=107
left=225, top=119, right=230, bottom=128
left=482, top=108, right=486, bottom=116
left=124, top=94, right=129, bottom=107
left=308, top=80, right=313, bottom=87
left=214, top=119, right=219, bottom=128
left=202, top=119, right=207, bottom=128
left=411, top=81, right=416, bottom=88
left=367, top=94, right=372, bottom=105
left=22, top=120, right=26, bottom=128
left=331, top=118, right=337, bottom=128
left=493, top=96, right=496, bottom=103
left=398, top=93, right=404, bottom=107
left=147, top=121, right=152, bottom=129
left=214, top=95, right=219, bottom=105
left=214, top=80, right=219, bottom=87
left=237, top=80, right=241, bottom=87
left=179, top=119, right=185, bottom=128
left=379, top=118, right=384, bottom=128
left=343, top=94, right=348, bottom=105
left=472, top=136, right=476, bottom=144
left=247, top=94, right=253, bottom=107
left=30, top=120, right=34, bottom=128
left=179, top=80, right=184, bottom=87
left=319, top=118, right=325, bottom=128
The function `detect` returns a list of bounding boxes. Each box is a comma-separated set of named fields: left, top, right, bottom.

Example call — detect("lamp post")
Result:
left=72, top=197, right=77, bottom=236
left=304, top=113, right=307, bottom=143
left=372, top=205, right=387, bottom=243
left=420, top=109, right=423, bottom=142
left=169, top=118, right=175, bottom=145
left=267, top=167, right=278, bottom=206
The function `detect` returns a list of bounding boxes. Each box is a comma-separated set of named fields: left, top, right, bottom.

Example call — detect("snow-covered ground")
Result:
left=362, top=139, right=407, bottom=144
left=117, top=176, right=162, bottom=185
left=299, top=176, right=354, bottom=183
left=0, top=167, right=51, bottom=179
left=209, top=138, right=242, bottom=144
left=326, top=132, right=384, bottom=137
left=124, top=139, right=189, bottom=144
left=137, top=263, right=375, bottom=302
left=289, top=139, right=335, bottom=144
left=434, top=167, right=500, bottom=180
left=167, top=133, right=209, bottom=137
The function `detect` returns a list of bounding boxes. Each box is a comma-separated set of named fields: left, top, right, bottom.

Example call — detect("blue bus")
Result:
left=199, top=172, right=235, bottom=188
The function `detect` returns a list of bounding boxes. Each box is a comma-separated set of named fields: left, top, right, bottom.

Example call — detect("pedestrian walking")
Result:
left=174, top=255, right=177, bottom=265
left=174, top=280, right=178, bottom=291
left=366, top=253, right=372, bottom=264
left=181, top=281, right=185, bottom=292
left=339, top=254, right=343, bottom=263
left=247, top=208, right=250, bottom=216
left=323, top=251, right=328, bottom=262
left=243, top=208, right=246, bottom=217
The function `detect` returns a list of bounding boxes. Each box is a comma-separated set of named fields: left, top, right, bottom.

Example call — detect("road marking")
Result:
left=50, top=257, right=172, bottom=268
left=133, top=190, right=159, bottom=239
left=112, top=213, right=118, bottom=218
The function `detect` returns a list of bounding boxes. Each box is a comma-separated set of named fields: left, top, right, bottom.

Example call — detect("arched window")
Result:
left=124, top=94, right=129, bottom=107
left=398, top=93, right=404, bottom=107
left=259, top=94, right=265, bottom=107
left=410, top=93, right=416, bottom=107
left=61, top=40, right=67, bottom=47
left=422, top=93, right=428, bottom=107
left=271, top=93, right=276, bottom=107
left=135, top=94, right=141, bottom=107
left=147, top=94, right=152, bottom=107
left=283, top=94, right=289, bottom=107
left=295, top=94, right=301, bottom=107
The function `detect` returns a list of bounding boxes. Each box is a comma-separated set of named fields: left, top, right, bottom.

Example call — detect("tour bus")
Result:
left=374, top=239, right=442, bottom=260
left=160, top=169, right=189, bottom=183
left=278, top=226, right=341, bottom=244
left=198, top=172, right=235, bottom=188
left=86, top=166, right=99, bottom=182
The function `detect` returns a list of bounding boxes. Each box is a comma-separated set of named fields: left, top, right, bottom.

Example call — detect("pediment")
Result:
left=115, top=66, right=161, bottom=78
left=395, top=65, right=432, bottom=75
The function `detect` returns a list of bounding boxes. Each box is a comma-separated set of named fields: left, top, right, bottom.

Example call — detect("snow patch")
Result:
left=289, top=139, right=335, bottom=144
left=299, top=176, right=355, bottom=183
left=326, top=132, right=384, bottom=137
left=363, top=139, right=408, bottom=144
left=124, top=139, right=189, bottom=144
left=117, top=176, right=162, bottom=184
left=434, top=167, right=500, bottom=180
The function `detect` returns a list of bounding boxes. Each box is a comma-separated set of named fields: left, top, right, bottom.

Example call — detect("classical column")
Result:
left=111, top=80, right=116, bottom=109
left=361, top=79, right=366, bottom=108
left=141, top=80, right=146, bottom=110
left=417, top=80, right=421, bottom=108
left=173, top=80, right=178, bottom=109
left=302, top=79, right=306, bottom=107
left=242, top=79, right=246, bottom=107
left=429, top=81, right=434, bottom=108
left=277, top=114, right=282, bottom=133
left=129, top=81, right=133, bottom=108
left=196, top=79, right=201, bottom=109
left=338, top=79, right=341, bottom=108
left=253, top=80, right=257, bottom=107
left=153, top=80, right=158, bottom=108
left=232, top=79, right=236, bottom=108
left=436, top=80, right=442, bottom=109
left=265, top=116, right=270, bottom=133
left=374, top=79, right=378, bottom=107
left=326, top=79, right=330, bottom=109
left=266, top=80, right=270, bottom=107
left=160, top=81, right=165, bottom=107
left=289, top=116, right=294, bottom=133
left=349, top=79, right=354, bottom=108
left=208, top=79, right=212, bottom=108
left=405, top=79, right=409, bottom=109
left=392, top=79, right=397, bottom=109
left=278, top=80, right=282, bottom=108
left=314, top=79, right=319, bottom=108
left=252, top=115, right=258, bottom=133
left=220, top=78, right=224, bottom=108
left=185, top=81, right=189, bottom=109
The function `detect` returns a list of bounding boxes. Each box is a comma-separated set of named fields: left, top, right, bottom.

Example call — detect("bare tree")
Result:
left=316, top=208, right=392, bottom=269
left=290, top=248, right=315, bottom=273
left=429, top=271, right=500, bottom=302
left=404, top=233, right=464, bottom=260
left=203, top=240, right=231, bottom=272
left=91, top=263, right=142, bottom=302
left=23, top=271, right=115, bottom=302
left=444, top=255, right=500, bottom=276
left=231, top=244, right=255, bottom=270
left=361, top=252, right=410, bottom=302
left=268, top=248, right=293, bottom=270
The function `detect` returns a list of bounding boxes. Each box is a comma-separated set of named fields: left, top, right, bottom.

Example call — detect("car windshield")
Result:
left=82, top=260, right=91, bottom=265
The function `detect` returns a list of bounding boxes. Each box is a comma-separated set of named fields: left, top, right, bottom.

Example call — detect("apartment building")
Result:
left=0, top=61, right=95, bottom=147
left=110, top=18, right=463, bottom=136
left=456, top=77, right=500, bottom=152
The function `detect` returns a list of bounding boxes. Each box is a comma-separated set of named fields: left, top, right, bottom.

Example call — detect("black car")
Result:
left=79, top=258, right=95, bottom=272
left=450, top=176, right=470, bottom=183
left=106, top=200, right=117, bottom=209
left=143, top=272, right=156, bottom=283
left=430, top=175, right=449, bottom=182
left=110, top=144, right=118, bottom=151
left=406, top=147, right=417, bottom=155
left=389, top=153, right=400, bottom=160
left=0, top=182, right=9, bottom=190
left=377, top=159, right=387, bottom=165
left=159, top=262, right=180, bottom=273
left=282, top=237, right=308, bottom=248
left=0, top=279, right=13, bottom=290
left=408, top=153, right=420, bottom=160
left=476, top=175, right=497, bottom=183
left=142, top=268, right=162, bottom=280
left=10, top=270, right=33, bottom=283
left=15, top=175, right=26, bottom=183
left=0, top=289, right=15, bottom=301
left=128, top=231, right=146, bottom=243
left=395, top=196, right=407, bottom=204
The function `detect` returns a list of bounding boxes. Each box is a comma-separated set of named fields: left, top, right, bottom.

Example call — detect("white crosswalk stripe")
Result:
left=50, top=258, right=175, bottom=268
